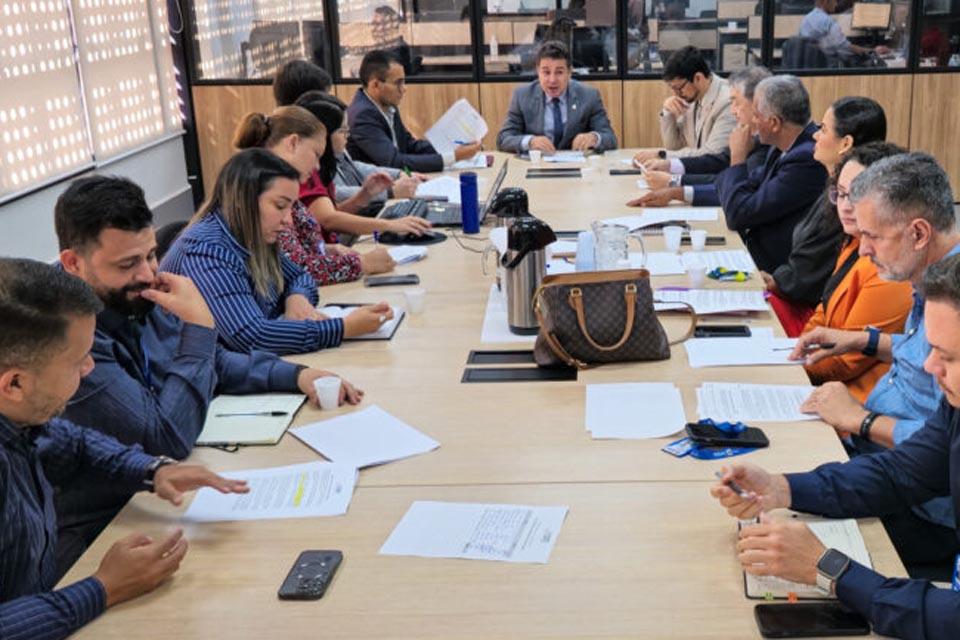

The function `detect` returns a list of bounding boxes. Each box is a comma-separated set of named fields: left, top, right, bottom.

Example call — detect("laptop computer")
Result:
left=378, top=160, right=509, bottom=227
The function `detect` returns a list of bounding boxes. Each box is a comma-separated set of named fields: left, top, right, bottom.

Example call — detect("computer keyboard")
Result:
left=381, top=199, right=428, bottom=220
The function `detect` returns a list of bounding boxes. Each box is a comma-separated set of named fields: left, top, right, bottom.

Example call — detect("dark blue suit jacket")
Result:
left=687, top=142, right=771, bottom=206
left=346, top=88, right=443, bottom=172
left=788, top=397, right=960, bottom=639
left=714, top=122, right=827, bottom=273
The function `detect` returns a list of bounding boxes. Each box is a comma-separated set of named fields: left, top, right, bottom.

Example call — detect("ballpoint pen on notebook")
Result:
left=214, top=411, right=289, bottom=417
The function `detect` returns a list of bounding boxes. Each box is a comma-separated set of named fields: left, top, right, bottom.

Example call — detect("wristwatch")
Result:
left=816, top=548, right=851, bottom=595
left=143, top=455, right=178, bottom=491
left=861, top=325, right=881, bottom=357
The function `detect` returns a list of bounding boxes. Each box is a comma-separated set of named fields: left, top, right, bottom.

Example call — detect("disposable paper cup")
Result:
left=529, top=150, right=542, bottom=164
left=688, top=265, right=708, bottom=288
left=313, top=377, right=341, bottom=410
left=404, top=287, right=426, bottom=314
left=663, top=225, right=683, bottom=254
left=690, top=229, right=708, bottom=252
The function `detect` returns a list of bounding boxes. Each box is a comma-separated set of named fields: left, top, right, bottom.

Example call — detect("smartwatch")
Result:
left=657, top=149, right=667, bottom=159
left=861, top=325, right=881, bottom=357
left=144, top=455, right=178, bottom=491
left=816, top=548, right=851, bottom=595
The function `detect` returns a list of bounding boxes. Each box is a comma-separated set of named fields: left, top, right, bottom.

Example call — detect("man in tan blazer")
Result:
left=633, top=46, right=736, bottom=164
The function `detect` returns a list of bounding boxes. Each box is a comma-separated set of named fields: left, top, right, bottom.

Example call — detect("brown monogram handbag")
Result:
left=532, top=269, right=696, bottom=369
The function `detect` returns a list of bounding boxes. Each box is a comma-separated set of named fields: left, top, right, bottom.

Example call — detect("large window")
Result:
left=0, top=0, right=182, bottom=201
left=336, top=0, right=473, bottom=79
left=191, top=0, right=328, bottom=80
left=774, top=0, right=910, bottom=71
left=483, top=0, right=619, bottom=76
left=918, top=0, right=960, bottom=68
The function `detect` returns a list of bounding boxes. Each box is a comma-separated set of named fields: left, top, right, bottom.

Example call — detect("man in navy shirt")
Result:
left=51, top=176, right=362, bottom=572
left=0, top=258, right=248, bottom=640
left=711, top=253, right=960, bottom=639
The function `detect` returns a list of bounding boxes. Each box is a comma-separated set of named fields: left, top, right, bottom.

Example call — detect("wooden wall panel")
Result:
left=911, top=74, right=960, bottom=194
left=479, top=82, right=522, bottom=149
left=192, top=85, right=276, bottom=196
left=801, top=75, right=912, bottom=149
left=583, top=80, right=623, bottom=150
left=622, top=79, right=669, bottom=149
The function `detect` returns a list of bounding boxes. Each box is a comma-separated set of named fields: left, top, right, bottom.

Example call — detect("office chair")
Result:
left=155, top=220, right=189, bottom=262
left=782, top=36, right=829, bottom=69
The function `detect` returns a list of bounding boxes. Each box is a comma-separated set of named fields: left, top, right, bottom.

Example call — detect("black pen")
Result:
left=714, top=471, right=749, bottom=498
left=214, top=411, right=289, bottom=417
left=772, top=342, right=837, bottom=352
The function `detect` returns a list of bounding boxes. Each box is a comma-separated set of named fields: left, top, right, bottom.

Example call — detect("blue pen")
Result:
left=454, top=140, right=468, bottom=145
left=373, top=230, right=380, bottom=245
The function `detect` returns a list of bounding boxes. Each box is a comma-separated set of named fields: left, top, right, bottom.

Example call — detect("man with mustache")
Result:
left=51, top=175, right=361, bottom=573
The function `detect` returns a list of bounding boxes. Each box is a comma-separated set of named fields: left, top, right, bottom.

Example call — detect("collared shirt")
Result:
left=160, top=210, right=344, bottom=356
left=1, top=415, right=154, bottom=639
left=333, top=150, right=401, bottom=204
left=521, top=90, right=599, bottom=152
left=800, top=7, right=851, bottom=57
left=786, top=397, right=960, bottom=640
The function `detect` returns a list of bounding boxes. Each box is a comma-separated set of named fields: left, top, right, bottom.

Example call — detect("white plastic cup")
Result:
left=690, top=229, right=708, bottom=252
left=663, top=225, right=683, bottom=253
left=313, top=377, right=342, bottom=410
left=688, top=265, right=708, bottom=288
left=404, top=287, right=426, bottom=314
left=529, top=149, right=542, bottom=164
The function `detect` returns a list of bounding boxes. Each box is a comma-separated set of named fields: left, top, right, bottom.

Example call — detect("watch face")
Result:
left=818, top=549, right=849, bottom=577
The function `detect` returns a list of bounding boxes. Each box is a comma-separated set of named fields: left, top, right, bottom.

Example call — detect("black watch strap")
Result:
left=144, top=456, right=178, bottom=490
left=861, top=326, right=881, bottom=357
left=859, top=411, right=879, bottom=441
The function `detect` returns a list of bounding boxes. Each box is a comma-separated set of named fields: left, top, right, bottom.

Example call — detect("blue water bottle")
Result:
left=460, top=171, right=480, bottom=234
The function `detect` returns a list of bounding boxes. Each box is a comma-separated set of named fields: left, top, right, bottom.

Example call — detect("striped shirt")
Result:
left=160, top=210, right=344, bottom=355
left=1, top=415, right=154, bottom=639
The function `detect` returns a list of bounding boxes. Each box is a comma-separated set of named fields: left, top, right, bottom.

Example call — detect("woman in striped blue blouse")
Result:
left=161, top=148, right=392, bottom=355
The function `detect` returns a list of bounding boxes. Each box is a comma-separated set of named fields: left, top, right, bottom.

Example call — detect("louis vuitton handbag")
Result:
left=533, top=269, right=696, bottom=369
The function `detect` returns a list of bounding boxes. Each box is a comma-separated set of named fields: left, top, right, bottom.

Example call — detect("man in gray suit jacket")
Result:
left=496, top=41, right=617, bottom=154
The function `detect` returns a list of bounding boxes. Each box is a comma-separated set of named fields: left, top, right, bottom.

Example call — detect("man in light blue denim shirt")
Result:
left=795, top=153, right=960, bottom=571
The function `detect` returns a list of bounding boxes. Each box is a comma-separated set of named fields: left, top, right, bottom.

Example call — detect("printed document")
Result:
left=184, top=461, right=357, bottom=521
left=425, top=99, right=488, bottom=155
left=586, top=382, right=686, bottom=439
left=685, top=337, right=803, bottom=367
left=654, top=289, right=768, bottom=315
left=481, top=284, right=536, bottom=344
left=289, top=405, right=439, bottom=469
left=196, top=394, right=305, bottom=446
left=744, top=517, right=871, bottom=599
left=682, top=250, right=757, bottom=274
left=630, top=251, right=686, bottom=275
left=380, top=501, right=568, bottom=563
left=320, top=305, right=404, bottom=340
left=697, top=382, right=816, bottom=422
left=415, top=176, right=461, bottom=203
left=542, top=150, right=585, bottom=163
left=387, top=245, right=428, bottom=265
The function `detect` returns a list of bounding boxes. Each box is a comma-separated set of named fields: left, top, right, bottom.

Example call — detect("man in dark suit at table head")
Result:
left=346, top=50, right=482, bottom=173
left=495, top=40, right=617, bottom=155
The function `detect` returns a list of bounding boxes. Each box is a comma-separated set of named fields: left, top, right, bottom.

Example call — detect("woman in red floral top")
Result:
left=233, top=105, right=396, bottom=285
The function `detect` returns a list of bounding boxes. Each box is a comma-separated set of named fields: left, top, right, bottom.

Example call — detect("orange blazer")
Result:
left=802, top=238, right=913, bottom=403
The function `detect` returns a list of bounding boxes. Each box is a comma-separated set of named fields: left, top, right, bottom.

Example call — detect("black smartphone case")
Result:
left=685, top=423, right=769, bottom=448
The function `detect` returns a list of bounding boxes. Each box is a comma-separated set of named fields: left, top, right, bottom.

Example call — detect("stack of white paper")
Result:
left=682, top=250, right=757, bottom=274
left=480, top=284, right=536, bottom=344
left=697, top=382, right=816, bottom=422
left=685, top=337, right=803, bottom=368
left=641, top=207, right=719, bottom=222
left=380, top=501, right=568, bottom=563
left=387, top=245, right=428, bottom=265
left=542, top=150, right=585, bottom=163
left=183, top=461, right=357, bottom=521
left=654, top=289, right=769, bottom=315
left=630, top=252, right=686, bottom=275
left=586, top=382, right=687, bottom=439
left=547, top=240, right=578, bottom=255
left=196, top=394, right=305, bottom=446
left=425, top=99, right=487, bottom=155
left=450, top=155, right=488, bottom=169
left=545, top=259, right=576, bottom=275
left=415, top=176, right=461, bottom=203
left=289, top=405, right=439, bottom=469
left=320, top=305, right=405, bottom=340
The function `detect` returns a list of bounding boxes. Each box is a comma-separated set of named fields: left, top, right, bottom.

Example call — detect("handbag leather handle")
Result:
left=568, top=284, right=636, bottom=352
left=533, top=286, right=589, bottom=369
left=652, top=299, right=698, bottom=346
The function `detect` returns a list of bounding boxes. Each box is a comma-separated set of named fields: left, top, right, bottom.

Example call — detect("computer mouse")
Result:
left=376, top=230, right=447, bottom=245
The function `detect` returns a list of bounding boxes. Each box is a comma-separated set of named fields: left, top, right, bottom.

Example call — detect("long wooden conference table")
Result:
left=62, top=152, right=904, bottom=638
